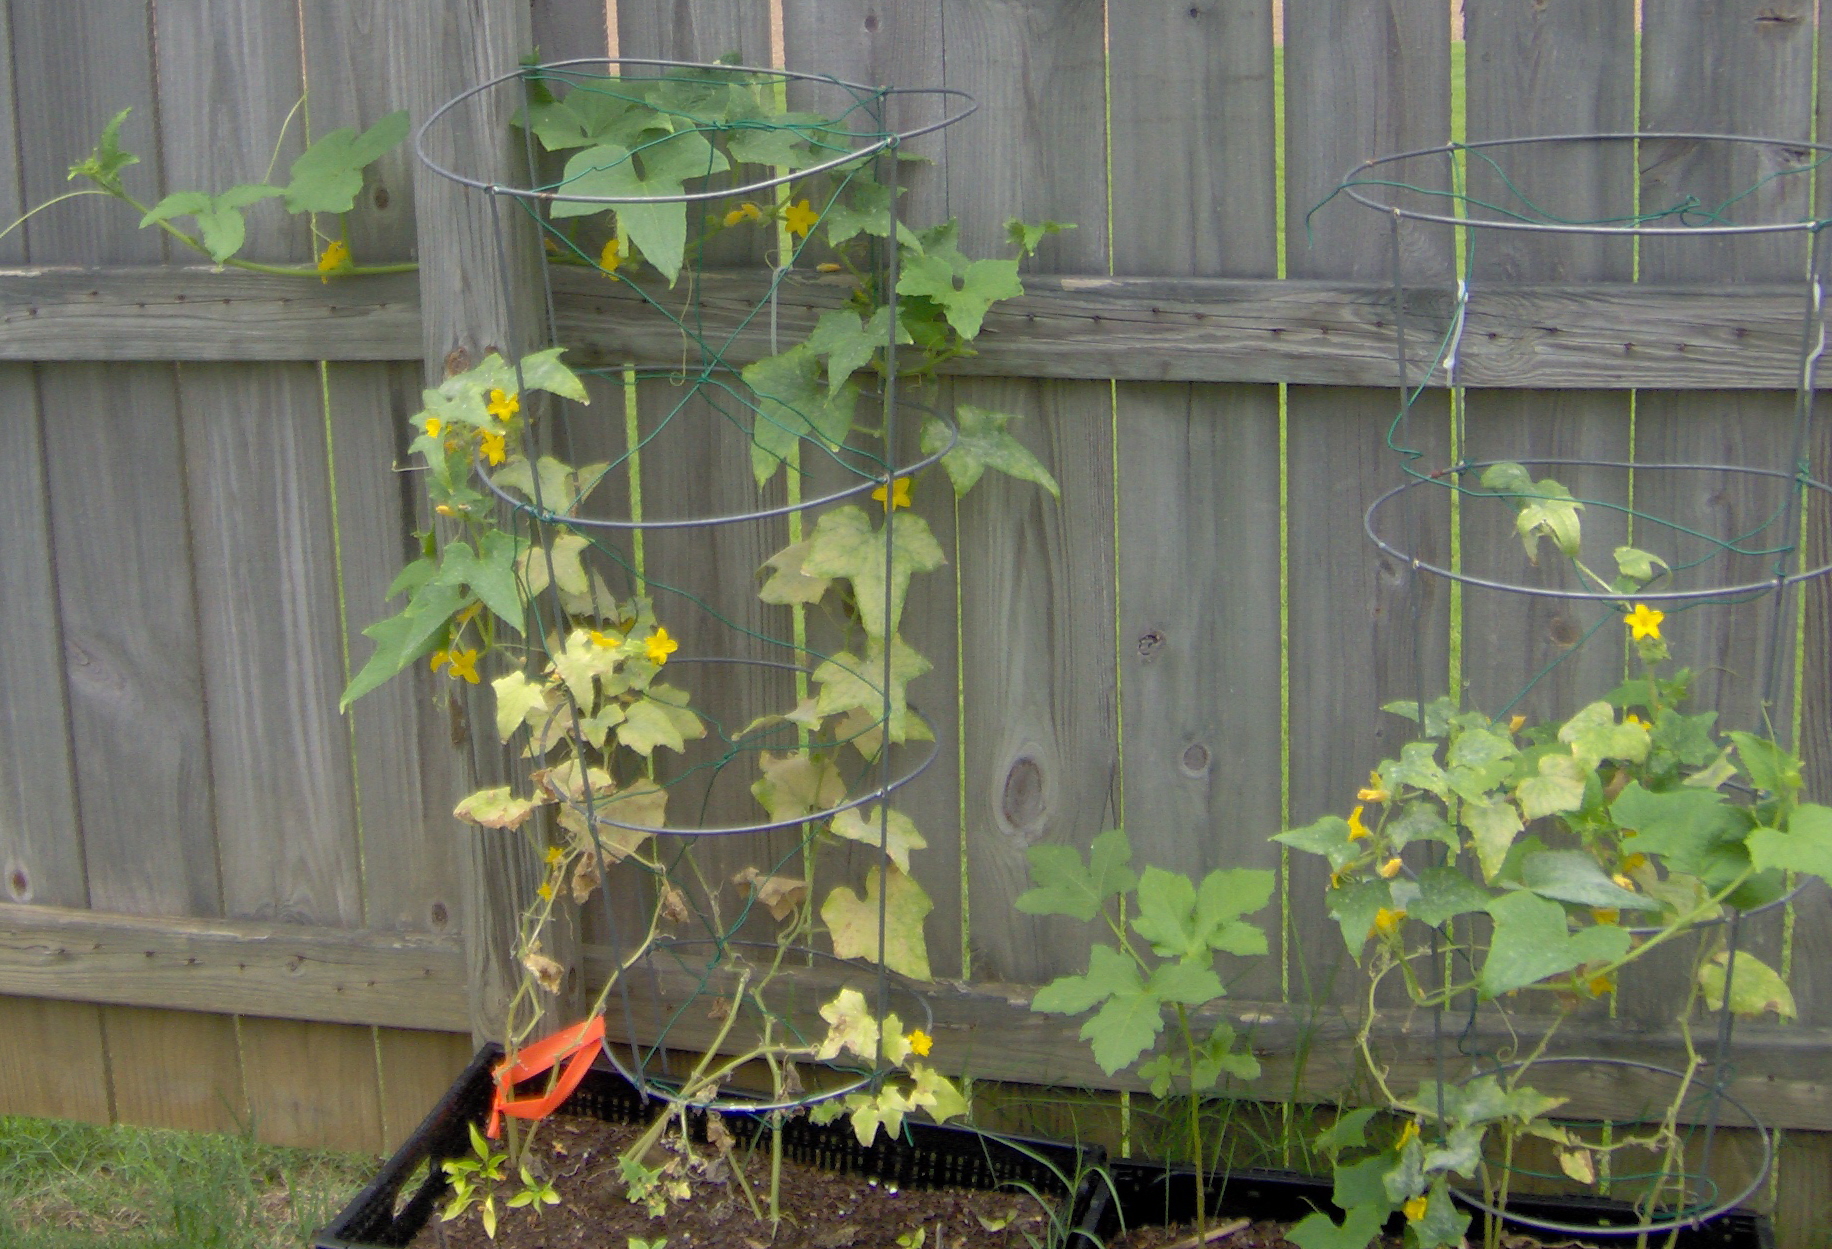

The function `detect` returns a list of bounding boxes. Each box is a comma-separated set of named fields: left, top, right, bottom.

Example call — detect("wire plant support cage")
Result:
left=1339, top=132, right=1832, bottom=1237
left=414, top=57, right=977, bottom=1123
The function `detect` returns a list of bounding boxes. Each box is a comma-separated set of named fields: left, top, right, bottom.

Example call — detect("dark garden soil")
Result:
left=409, top=1113, right=1062, bottom=1249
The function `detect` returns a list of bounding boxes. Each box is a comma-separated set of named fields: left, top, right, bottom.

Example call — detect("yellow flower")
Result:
left=905, top=1029, right=933, bottom=1057
left=317, top=238, right=350, bottom=281
left=816, top=261, right=843, bottom=273
left=1586, top=974, right=1614, bottom=997
left=1621, top=853, right=1648, bottom=873
left=722, top=201, right=763, bottom=227
left=454, top=603, right=483, bottom=626
left=446, top=648, right=481, bottom=684
left=1397, top=1120, right=1419, bottom=1148
left=1611, top=873, right=1637, bottom=893
left=434, top=503, right=459, bottom=518
left=1378, top=857, right=1403, bottom=879
left=537, top=882, right=554, bottom=901
left=544, top=845, right=564, bottom=865
left=424, top=417, right=444, bottom=437
left=1346, top=804, right=1370, bottom=841
left=1372, top=907, right=1407, bottom=938
left=784, top=198, right=818, bottom=237
left=599, top=238, right=622, bottom=274
left=1403, top=1195, right=1429, bottom=1223
left=1508, top=713, right=1527, bottom=733
left=589, top=629, right=622, bottom=649
left=1591, top=908, right=1619, bottom=926
left=429, top=648, right=450, bottom=673
left=478, top=428, right=507, bottom=466
left=645, top=626, right=679, bottom=666
left=1356, top=770, right=1390, bottom=804
left=871, top=475, right=912, bottom=511
left=1624, top=712, right=1648, bottom=729
left=1625, top=602, right=1664, bottom=641
left=486, top=388, right=520, bottom=423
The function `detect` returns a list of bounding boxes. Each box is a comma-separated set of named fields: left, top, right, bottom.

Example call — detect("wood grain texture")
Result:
left=0, top=902, right=467, bottom=1030
left=100, top=1004, right=249, bottom=1133
left=0, top=364, right=84, bottom=912
left=41, top=363, right=220, bottom=917
left=1775, top=1130, right=1832, bottom=1249
left=403, top=0, right=551, bottom=1044
left=300, top=1, right=423, bottom=262
left=778, top=0, right=961, bottom=975
left=1110, top=2, right=1282, bottom=1003
left=11, top=0, right=163, bottom=266
left=0, top=994, right=111, bottom=1124
left=152, top=0, right=308, bottom=265
left=179, top=362, right=363, bottom=927
left=949, top=0, right=1113, bottom=989
left=377, top=1026, right=478, bottom=1151
left=1459, top=2, right=1635, bottom=729
left=10, top=266, right=1832, bottom=389
left=239, top=1017, right=385, bottom=1152
left=1283, top=0, right=1451, bottom=1007
left=327, top=363, right=462, bottom=935
left=1628, top=0, right=1816, bottom=1031
left=1792, top=392, right=1832, bottom=1029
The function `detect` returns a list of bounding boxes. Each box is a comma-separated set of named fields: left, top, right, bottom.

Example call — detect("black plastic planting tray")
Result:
left=314, top=1044, right=1108, bottom=1249
left=1096, top=1158, right=1775, bottom=1249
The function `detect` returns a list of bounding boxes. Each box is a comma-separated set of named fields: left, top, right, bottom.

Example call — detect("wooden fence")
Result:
left=0, top=0, right=1828, bottom=1239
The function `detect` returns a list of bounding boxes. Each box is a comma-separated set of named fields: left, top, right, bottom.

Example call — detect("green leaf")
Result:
left=1382, top=696, right=1457, bottom=739
left=453, top=786, right=540, bottom=831
left=1411, top=1177, right=1471, bottom=1249
left=141, top=185, right=284, bottom=263
left=801, top=507, right=945, bottom=639
left=1031, top=944, right=1132, bottom=1015
left=1519, top=850, right=1659, bottom=911
left=1272, top=815, right=1360, bottom=871
left=822, top=865, right=933, bottom=980
left=69, top=107, right=139, bottom=188
left=725, top=124, right=817, bottom=169
left=895, top=248, right=1023, bottom=340
left=491, top=671, right=550, bottom=742
left=807, top=306, right=904, bottom=395
left=1446, top=727, right=1518, bottom=802
left=1389, top=741, right=1449, bottom=798
left=1559, top=700, right=1649, bottom=770
left=433, top=533, right=524, bottom=633
left=282, top=110, right=408, bottom=213
left=1614, top=545, right=1670, bottom=583
left=551, top=143, right=689, bottom=279
left=824, top=173, right=903, bottom=244
left=1333, top=1153, right=1399, bottom=1215
left=1033, top=943, right=1167, bottom=1074
left=758, top=540, right=832, bottom=605
left=1612, top=782, right=1747, bottom=876
left=751, top=752, right=845, bottom=822
left=1422, top=1124, right=1484, bottom=1179
left=1480, top=462, right=1584, bottom=562
left=1005, top=217, right=1076, bottom=258
left=1410, top=867, right=1493, bottom=927
left=811, top=634, right=932, bottom=743
left=1146, top=959, right=1225, bottom=1006
left=1516, top=753, right=1586, bottom=821
left=1193, top=868, right=1275, bottom=955
left=742, top=345, right=860, bottom=484
left=524, top=88, right=660, bottom=151
left=1388, top=802, right=1459, bottom=854
left=1697, top=950, right=1796, bottom=1020
left=920, top=405, right=1061, bottom=499
left=1287, top=1205, right=1387, bottom=1249
left=1462, top=796, right=1523, bottom=882
left=514, top=347, right=591, bottom=402
left=1311, top=1108, right=1380, bottom=1157
left=1729, top=731, right=1805, bottom=800
left=1016, top=828, right=1136, bottom=921
left=616, top=697, right=689, bottom=756
left=339, top=601, right=447, bottom=710
left=1480, top=891, right=1630, bottom=997
left=1130, top=867, right=1202, bottom=959
left=1654, top=707, right=1721, bottom=769
left=1746, top=804, right=1832, bottom=880
left=829, top=806, right=927, bottom=874
left=1327, top=880, right=1392, bottom=962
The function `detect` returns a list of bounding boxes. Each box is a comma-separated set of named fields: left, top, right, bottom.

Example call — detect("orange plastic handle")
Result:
left=486, top=1014, right=605, bottom=1138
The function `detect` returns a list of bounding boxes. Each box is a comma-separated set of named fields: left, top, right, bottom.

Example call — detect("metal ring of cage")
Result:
left=555, top=655, right=939, bottom=839
left=1339, top=132, right=1832, bottom=237
left=1363, top=458, right=1832, bottom=603
left=416, top=56, right=977, bottom=205
left=600, top=937, right=936, bottom=1114
left=1445, top=1056, right=1772, bottom=1236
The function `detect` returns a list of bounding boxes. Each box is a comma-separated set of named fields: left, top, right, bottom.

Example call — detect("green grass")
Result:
left=0, top=1115, right=375, bottom=1249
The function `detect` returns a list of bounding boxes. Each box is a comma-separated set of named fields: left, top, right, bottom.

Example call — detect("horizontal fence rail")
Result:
left=2, top=266, right=1827, bottom=389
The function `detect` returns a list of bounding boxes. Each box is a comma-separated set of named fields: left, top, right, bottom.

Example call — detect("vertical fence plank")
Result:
left=1283, top=0, right=1453, bottom=1018
left=943, top=0, right=1113, bottom=987
left=100, top=1005, right=249, bottom=1134
left=1459, top=0, right=1636, bottom=727
left=0, top=994, right=113, bottom=1125
left=779, top=0, right=964, bottom=978
left=534, top=0, right=611, bottom=63
left=1111, top=3, right=1283, bottom=1006
left=377, top=1028, right=478, bottom=1151
left=1626, top=0, right=1816, bottom=1033
left=239, top=1018, right=385, bottom=1152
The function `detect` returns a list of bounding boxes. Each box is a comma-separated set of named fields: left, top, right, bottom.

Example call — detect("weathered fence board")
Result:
left=1111, top=0, right=1283, bottom=1005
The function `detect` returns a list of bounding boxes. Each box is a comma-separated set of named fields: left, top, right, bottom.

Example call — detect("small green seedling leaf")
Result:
left=1016, top=828, right=1136, bottom=920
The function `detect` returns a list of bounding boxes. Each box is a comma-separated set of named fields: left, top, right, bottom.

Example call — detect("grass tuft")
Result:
left=0, top=1114, right=375, bottom=1249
